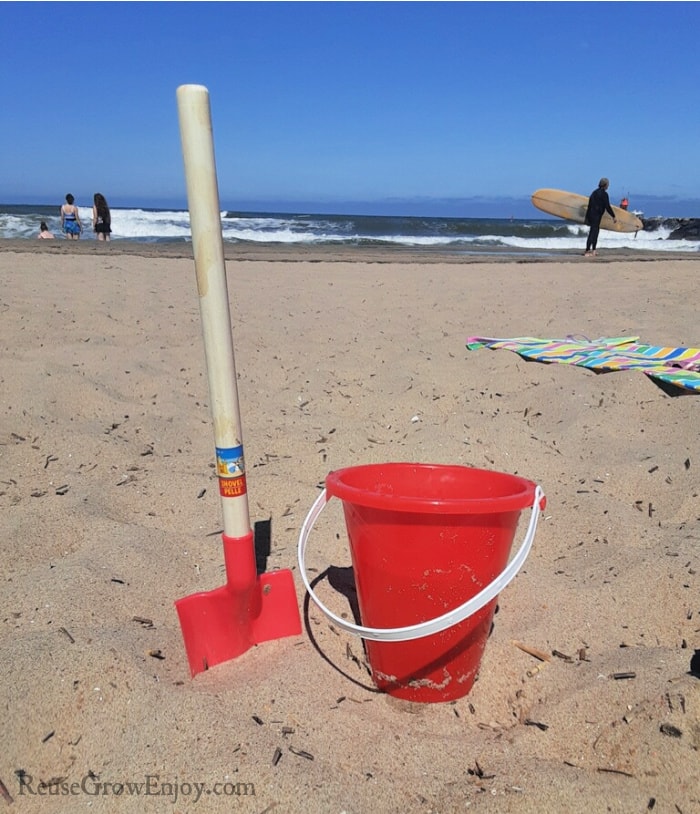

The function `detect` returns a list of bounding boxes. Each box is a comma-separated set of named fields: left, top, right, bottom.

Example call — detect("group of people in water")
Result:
left=38, top=193, right=112, bottom=241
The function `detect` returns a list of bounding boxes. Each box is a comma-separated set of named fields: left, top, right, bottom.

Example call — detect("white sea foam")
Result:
left=495, top=227, right=697, bottom=253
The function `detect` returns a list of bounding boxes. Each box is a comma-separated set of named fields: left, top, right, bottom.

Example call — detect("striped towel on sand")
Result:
left=465, top=336, right=700, bottom=393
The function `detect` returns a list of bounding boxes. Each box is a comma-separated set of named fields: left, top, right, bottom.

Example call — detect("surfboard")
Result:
left=531, top=188, right=643, bottom=233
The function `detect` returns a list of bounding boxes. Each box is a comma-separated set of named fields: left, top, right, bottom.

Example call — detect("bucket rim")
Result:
left=325, top=462, right=536, bottom=514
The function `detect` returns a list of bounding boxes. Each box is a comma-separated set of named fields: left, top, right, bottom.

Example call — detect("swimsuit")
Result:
left=94, top=206, right=111, bottom=234
left=95, top=216, right=111, bottom=234
left=63, top=209, right=80, bottom=235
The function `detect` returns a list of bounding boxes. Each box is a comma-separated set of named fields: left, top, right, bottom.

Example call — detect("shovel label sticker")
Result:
left=219, top=475, right=247, bottom=498
left=215, top=445, right=247, bottom=498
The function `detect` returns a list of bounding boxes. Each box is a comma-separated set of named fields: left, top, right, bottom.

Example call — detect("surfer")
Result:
left=584, top=178, right=616, bottom=256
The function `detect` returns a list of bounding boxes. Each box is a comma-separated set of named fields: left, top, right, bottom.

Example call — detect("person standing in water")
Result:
left=92, top=193, right=112, bottom=241
left=60, top=194, right=82, bottom=239
left=584, top=178, right=616, bottom=256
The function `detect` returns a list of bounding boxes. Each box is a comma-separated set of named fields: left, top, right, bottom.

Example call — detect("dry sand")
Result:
left=1, top=241, right=698, bottom=813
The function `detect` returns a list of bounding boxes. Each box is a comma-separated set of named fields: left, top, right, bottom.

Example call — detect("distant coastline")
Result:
left=4, top=193, right=700, bottom=220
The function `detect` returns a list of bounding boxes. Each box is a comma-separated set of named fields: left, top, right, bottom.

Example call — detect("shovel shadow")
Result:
left=253, top=519, right=273, bottom=574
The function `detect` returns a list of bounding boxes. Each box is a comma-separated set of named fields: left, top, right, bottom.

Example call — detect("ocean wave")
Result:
left=1, top=204, right=697, bottom=253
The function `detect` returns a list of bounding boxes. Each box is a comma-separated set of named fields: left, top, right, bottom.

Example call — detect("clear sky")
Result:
left=2, top=1, right=699, bottom=217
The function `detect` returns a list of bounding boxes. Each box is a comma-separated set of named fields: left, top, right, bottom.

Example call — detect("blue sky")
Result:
left=2, top=1, right=699, bottom=217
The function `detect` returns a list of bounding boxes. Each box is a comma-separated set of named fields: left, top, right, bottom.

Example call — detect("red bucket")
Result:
left=299, top=463, right=544, bottom=703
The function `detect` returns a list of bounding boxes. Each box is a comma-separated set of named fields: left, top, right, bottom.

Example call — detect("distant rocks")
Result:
left=642, top=217, right=700, bottom=240
left=669, top=219, right=700, bottom=240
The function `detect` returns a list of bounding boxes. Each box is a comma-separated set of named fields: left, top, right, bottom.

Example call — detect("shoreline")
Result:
left=0, top=237, right=696, bottom=264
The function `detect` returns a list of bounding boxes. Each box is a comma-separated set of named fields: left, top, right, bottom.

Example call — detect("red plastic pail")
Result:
left=299, top=463, right=543, bottom=703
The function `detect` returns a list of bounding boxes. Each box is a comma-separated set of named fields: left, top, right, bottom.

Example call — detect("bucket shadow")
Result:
left=690, top=649, right=700, bottom=678
left=302, top=566, right=380, bottom=694
left=326, top=565, right=362, bottom=625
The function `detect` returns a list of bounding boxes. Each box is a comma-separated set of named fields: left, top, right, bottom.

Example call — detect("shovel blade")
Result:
left=176, top=569, right=301, bottom=677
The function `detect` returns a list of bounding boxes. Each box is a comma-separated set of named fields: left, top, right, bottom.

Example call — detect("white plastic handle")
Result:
left=298, top=485, right=544, bottom=642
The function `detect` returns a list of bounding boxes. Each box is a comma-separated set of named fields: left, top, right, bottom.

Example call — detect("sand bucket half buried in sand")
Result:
left=298, top=463, right=545, bottom=703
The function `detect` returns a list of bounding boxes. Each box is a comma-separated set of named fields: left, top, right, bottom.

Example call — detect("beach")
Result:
left=1, top=242, right=698, bottom=813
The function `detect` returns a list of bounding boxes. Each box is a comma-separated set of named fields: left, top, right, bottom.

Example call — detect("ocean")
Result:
left=1, top=203, right=698, bottom=254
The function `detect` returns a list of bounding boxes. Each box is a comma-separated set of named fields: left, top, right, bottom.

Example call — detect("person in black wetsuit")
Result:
left=584, top=177, right=616, bottom=256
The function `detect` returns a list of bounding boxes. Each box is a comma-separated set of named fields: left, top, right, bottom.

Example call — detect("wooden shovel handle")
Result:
left=177, top=84, right=250, bottom=538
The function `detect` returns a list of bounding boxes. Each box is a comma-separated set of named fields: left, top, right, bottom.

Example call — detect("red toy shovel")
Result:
left=175, top=84, right=301, bottom=677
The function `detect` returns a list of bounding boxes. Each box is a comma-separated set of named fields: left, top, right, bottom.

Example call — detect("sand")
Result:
left=1, top=241, right=698, bottom=813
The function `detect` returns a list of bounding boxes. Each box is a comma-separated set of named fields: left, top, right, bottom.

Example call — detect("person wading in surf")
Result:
left=584, top=177, right=616, bottom=256
left=60, top=194, right=82, bottom=240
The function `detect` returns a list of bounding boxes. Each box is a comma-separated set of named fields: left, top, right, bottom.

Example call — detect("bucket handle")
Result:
left=298, top=485, right=545, bottom=642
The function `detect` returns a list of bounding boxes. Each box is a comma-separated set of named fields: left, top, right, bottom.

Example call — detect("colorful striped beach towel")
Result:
left=465, top=335, right=700, bottom=393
